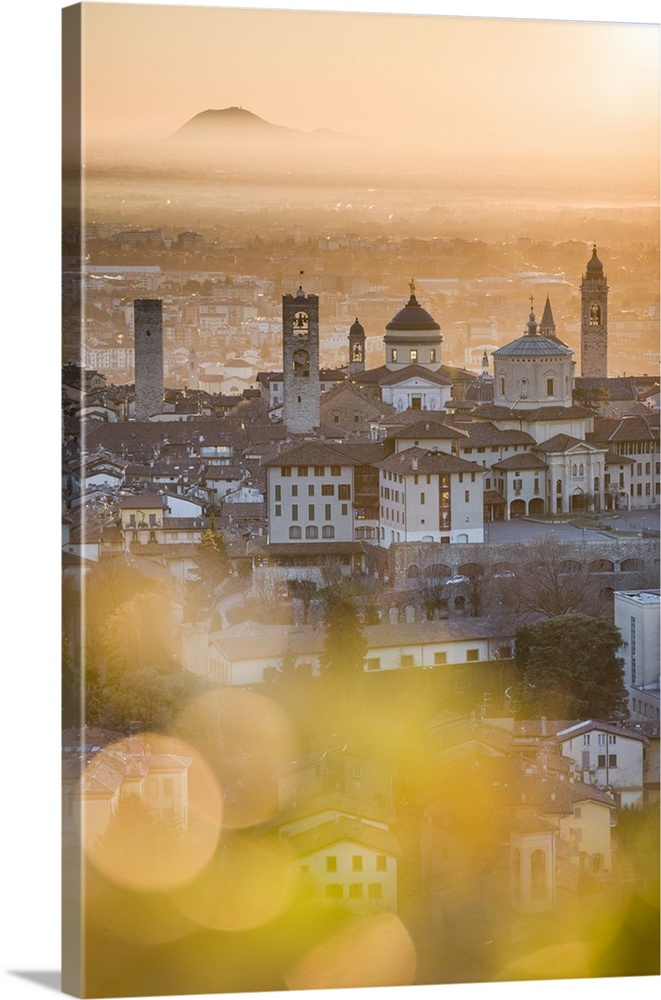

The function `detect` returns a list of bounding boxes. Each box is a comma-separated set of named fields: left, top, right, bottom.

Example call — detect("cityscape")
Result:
left=60, top=5, right=659, bottom=999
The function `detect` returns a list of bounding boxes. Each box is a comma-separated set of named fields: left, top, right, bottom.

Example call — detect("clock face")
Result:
left=293, top=311, right=309, bottom=337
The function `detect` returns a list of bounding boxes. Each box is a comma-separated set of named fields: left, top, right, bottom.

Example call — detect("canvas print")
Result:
left=62, top=2, right=661, bottom=997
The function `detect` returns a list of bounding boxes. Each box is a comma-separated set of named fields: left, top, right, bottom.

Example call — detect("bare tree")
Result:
left=501, top=538, right=607, bottom=621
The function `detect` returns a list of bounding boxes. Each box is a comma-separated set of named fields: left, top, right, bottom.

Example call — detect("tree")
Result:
left=320, top=589, right=368, bottom=723
left=103, top=592, right=179, bottom=675
left=513, top=614, right=628, bottom=719
left=501, top=538, right=607, bottom=621
left=573, top=385, right=611, bottom=414
left=191, top=518, right=229, bottom=604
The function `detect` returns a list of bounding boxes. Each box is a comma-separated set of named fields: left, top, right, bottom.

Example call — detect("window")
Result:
left=401, top=654, right=415, bottom=667
left=331, top=465, right=341, bottom=476
left=282, top=467, right=291, bottom=477
left=325, top=885, right=343, bottom=899
left=410, top=349, right=418, bottom=363
left=291, top=485, right=298, bottom=497
left=608, top=754, right=617, bottom=768
left=289, top=525, right=302, bottom=539
left=376, top=856, right=387, bottom=872
left=315, top=466, right=325, bottom=476
left=352, top=856, right=363, bottom=872
left=298, top=466, right=308, bottom=476
left=466, top=649, right=479, bottom=661
left=322, top=525, right=335, bottom=539
left=326, top=856, right=337, bottom=872
left=291, top=504, right=299, bottom=520
left=434, top=652, right=447, bottom=665
left=308, top=484, right=315, bottom=496
left=324, top=504, right=332, bottom=520
left=338, top=484, right=351, bottom=501
left=322, top=484, right=334, bottom=496
left=546, top=378, right=554, bottom=396
left=464, top=490, right=470, bottom=502
left=598, top=733, right=606, bottom=746
left=366, top=658, right=381, bottom=671
left=305, top=525, right=318, bottom=539
left=368, top=884, right=382, bottom=900
left=275, top=504, right=282, bottom=517
left=341, top=504, right=348, bottom=515
left=598, top=754, right=606, bottom=768
left=430, top=349, right=436, bottom=363
left=274, top=485, right=282, bottom=501
left=308, top=504, right=315, bottom=520
left=349, top=884, right=364, bottom=899
left=583, top=734, right=591, bottom=746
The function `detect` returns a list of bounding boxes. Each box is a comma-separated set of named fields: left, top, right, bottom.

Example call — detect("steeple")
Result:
left=539, top=296, right=556, bottom=339
left=482, top=350, right=489, bottom=376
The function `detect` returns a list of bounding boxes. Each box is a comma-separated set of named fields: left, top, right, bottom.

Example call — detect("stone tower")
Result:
left=348, top=317, right=366, bottom=376
left=282, top=284, right=320, bottom=435
left=580, top=245, right=609, bottom=377
left=134, top=298, right=164, bottom=420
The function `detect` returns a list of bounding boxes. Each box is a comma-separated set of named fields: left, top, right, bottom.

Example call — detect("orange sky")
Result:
left=79, top=2, right=660, bottom=185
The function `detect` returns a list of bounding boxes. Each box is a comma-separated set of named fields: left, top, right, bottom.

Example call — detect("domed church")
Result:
left=492, top=301, right=575, bottom=410
left=348, top=281, right=475, bottom=413
left=384, top=279, right=443, bottom=371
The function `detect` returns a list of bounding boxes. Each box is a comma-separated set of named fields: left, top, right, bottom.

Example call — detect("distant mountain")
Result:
left=169, top=106, right=358, bottom=146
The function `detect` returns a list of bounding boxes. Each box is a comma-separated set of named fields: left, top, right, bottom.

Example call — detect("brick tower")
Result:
left=282, top=284, right=320, bottom=435
left=134, top=298, right=164, bottom=419
left=580, top=245, right=609, bottom=377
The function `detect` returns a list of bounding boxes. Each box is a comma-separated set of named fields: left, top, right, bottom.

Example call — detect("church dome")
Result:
left=493, top=308, right=572, bottom=358
left=350, top=317, right=365, bottom=335
left=586, top=245, right=604, bottom=274
left=386, top=293, right=440, bottom=332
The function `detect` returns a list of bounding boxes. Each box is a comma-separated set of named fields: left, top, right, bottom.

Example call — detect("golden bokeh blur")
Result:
left=284, top=911, right=417, bottom=990
left=175, top=687, right=298, bottom=828
left=169, top=834, right=298, bottom=932
left=82, top=733, right=223, bottom=892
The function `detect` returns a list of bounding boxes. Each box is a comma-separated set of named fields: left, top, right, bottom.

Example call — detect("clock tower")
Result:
left=580, top=245, right=609, bottom=377
left=282, top=284, right=320, bottom=435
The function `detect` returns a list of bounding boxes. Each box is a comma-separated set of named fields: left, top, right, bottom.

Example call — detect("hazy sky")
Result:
left=79, top=1, right=660, bottom=183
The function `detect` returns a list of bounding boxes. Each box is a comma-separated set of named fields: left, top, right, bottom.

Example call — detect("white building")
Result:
left=376, top=447, right=484, bottom=545
left=614, top=589, right=660, bottom=722
left=555, top=720, right=649, bottom=808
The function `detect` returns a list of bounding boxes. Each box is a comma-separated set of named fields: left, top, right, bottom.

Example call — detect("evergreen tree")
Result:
left=320, top=589, right=368, bottom=721
left=513, top=613, right=628, bottom=719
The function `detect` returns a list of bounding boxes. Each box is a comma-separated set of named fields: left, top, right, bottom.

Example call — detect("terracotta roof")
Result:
left=388, top=418, right=468, bottom=441
left=118, top=493, right=164, bottom=509
left=376, top=447, right=483, bottom=476
left=286, top=815, right=402, bottom=858
left=451, top=421, right=536, bottom=447
left=262, top=441, right=363, bottom=468
left=491, top=453, right=548, bottom=471
left=534, top=434, right=604, bottom=454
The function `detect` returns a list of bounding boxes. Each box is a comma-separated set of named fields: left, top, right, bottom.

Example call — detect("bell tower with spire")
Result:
left=282, top=281, right=320, bottom=435
left=348, top=317, right=366, bottom=376
left=580, top=245, right=609, bottom=377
